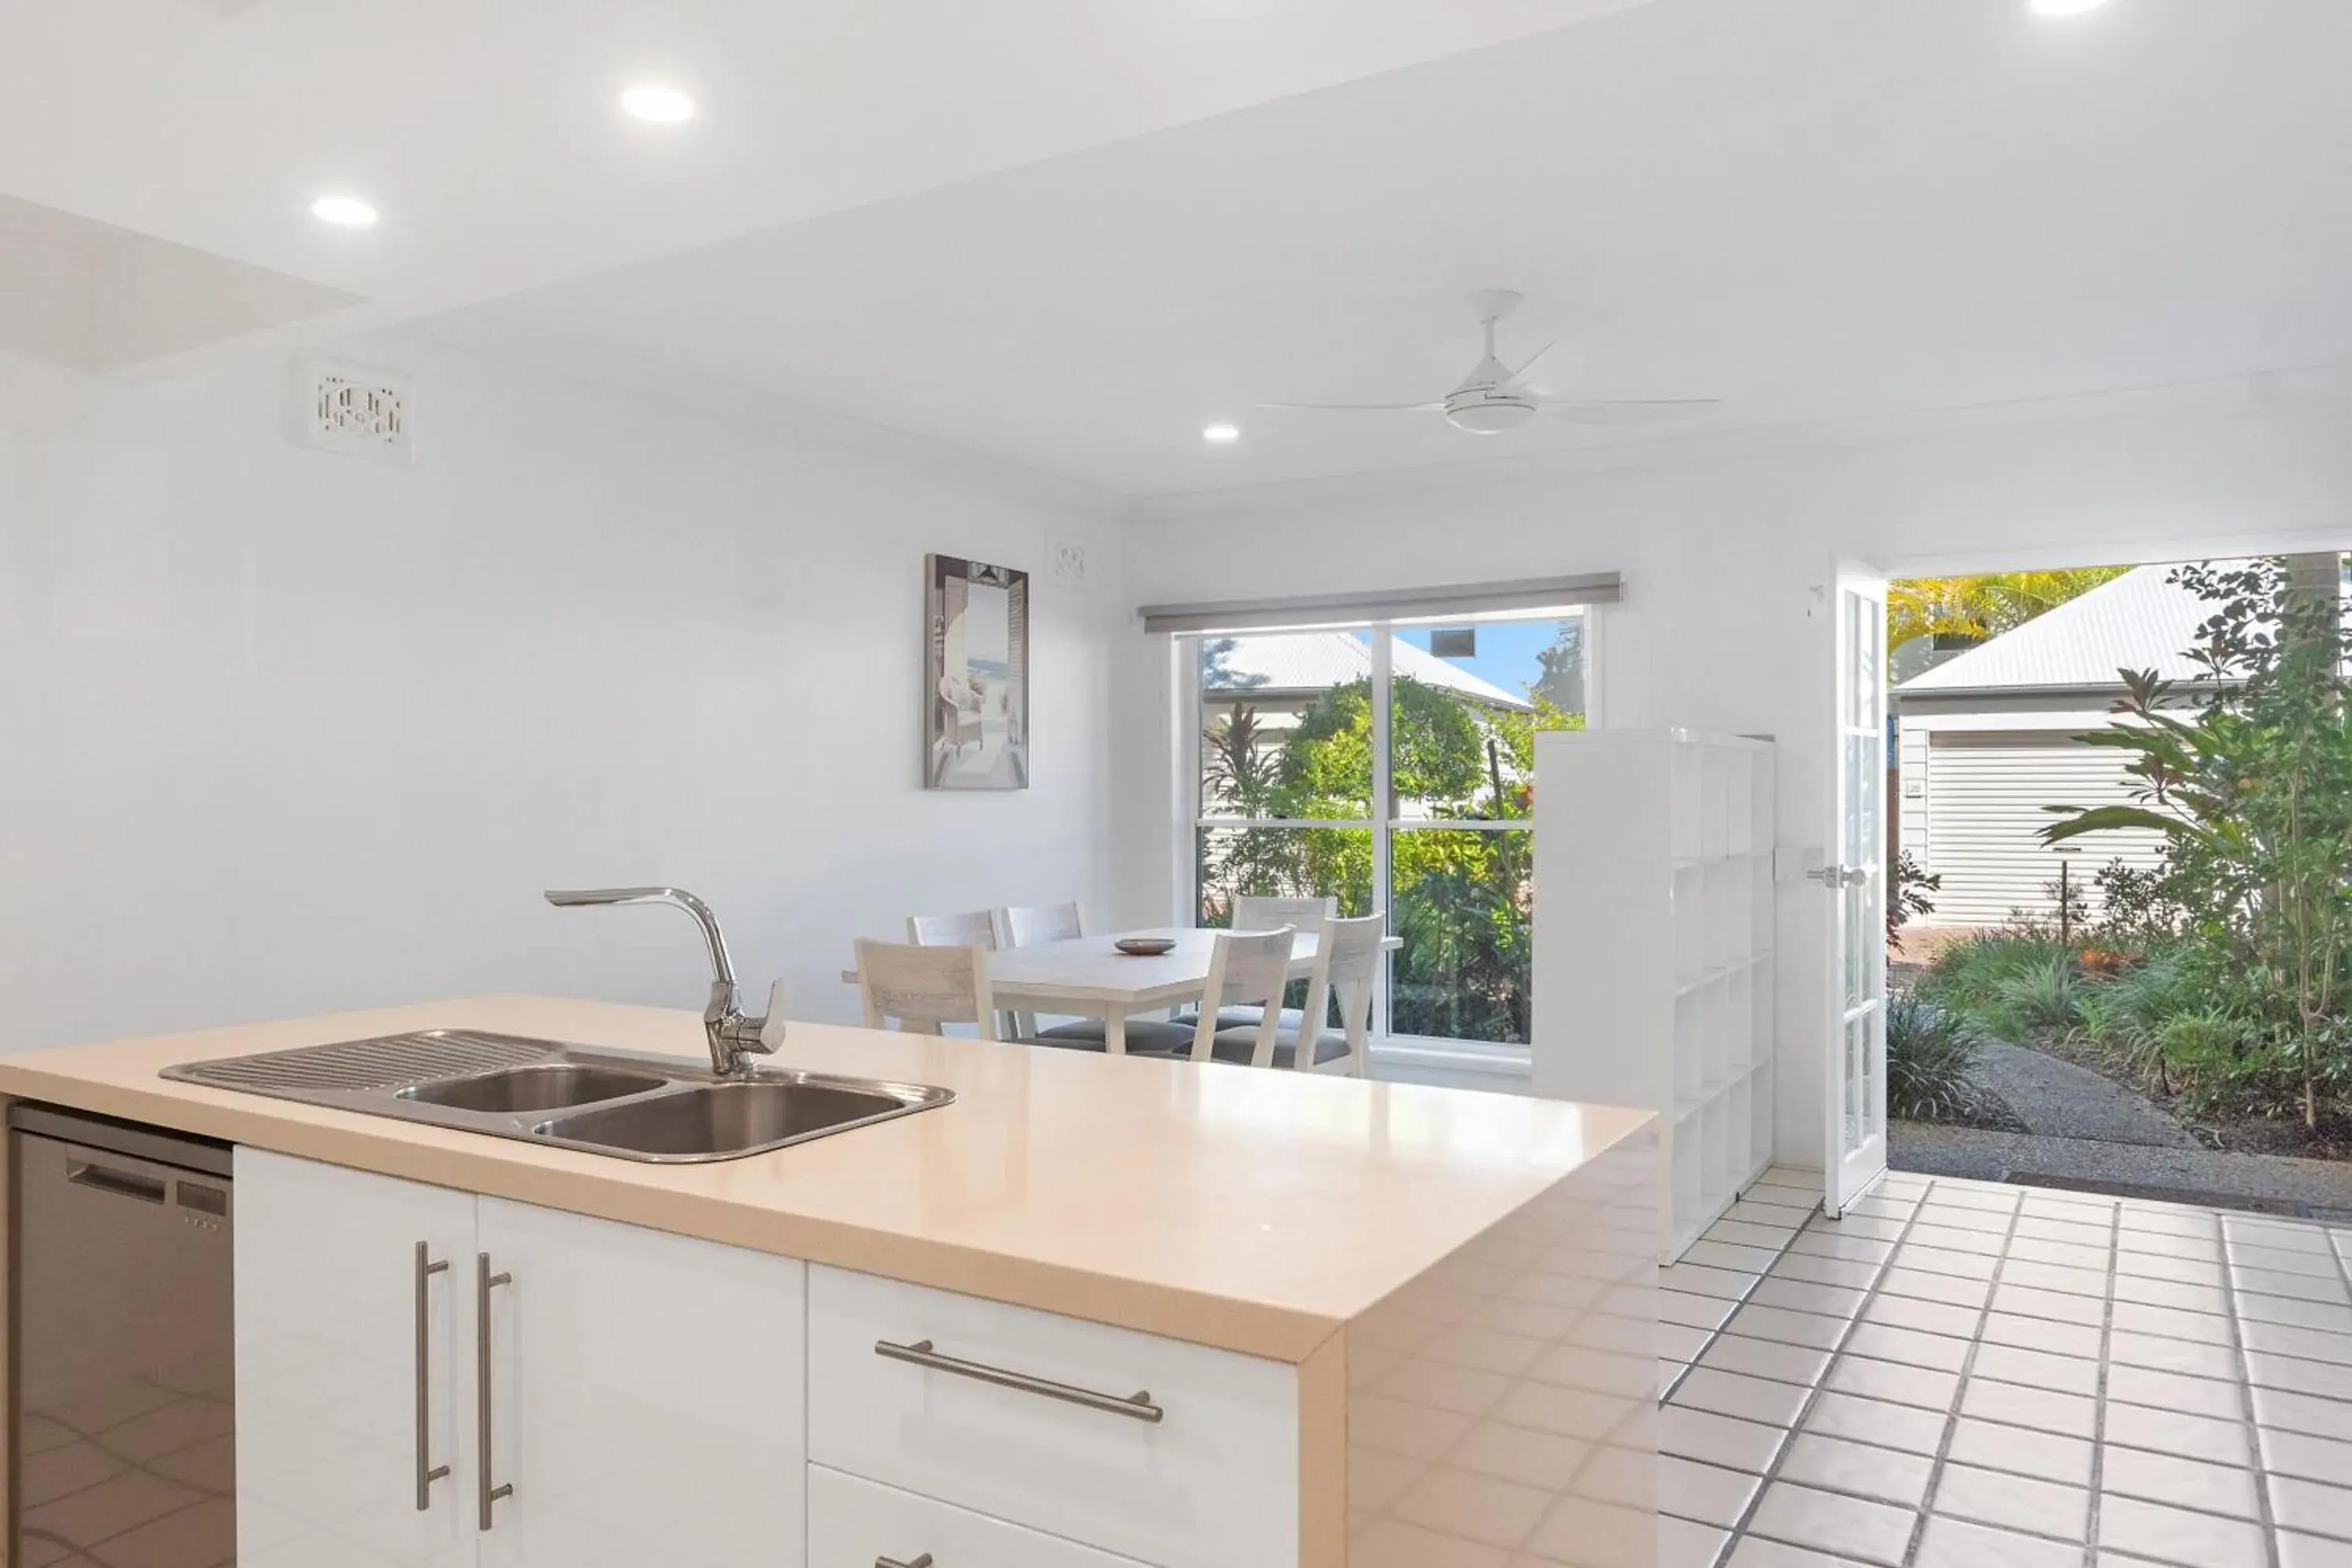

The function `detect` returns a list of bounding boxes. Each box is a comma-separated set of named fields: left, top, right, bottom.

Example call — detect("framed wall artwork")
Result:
left=924, top=554, right=1029, bottom=789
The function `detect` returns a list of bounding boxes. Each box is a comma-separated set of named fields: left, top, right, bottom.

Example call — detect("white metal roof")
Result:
left=1203, top=630, right=1534, bottom=710
left=1896, top=565, right=2220, bottom=695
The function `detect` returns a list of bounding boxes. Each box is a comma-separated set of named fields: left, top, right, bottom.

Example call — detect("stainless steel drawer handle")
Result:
left=476, top=1254, right=514, bottom=1529
left=876, top=1556, right=933, bottom=1568
left=873, top=1338, right=1164, bottom=1425
left=415, top=1243, right=451, bottom=1511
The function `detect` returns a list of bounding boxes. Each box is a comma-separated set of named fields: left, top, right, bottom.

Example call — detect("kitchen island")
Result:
left=0, top=995, right=1659, bottom=1568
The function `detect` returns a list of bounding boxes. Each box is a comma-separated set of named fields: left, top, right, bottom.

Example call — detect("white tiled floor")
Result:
left=1660, top=1167, right=2352, bottom=1568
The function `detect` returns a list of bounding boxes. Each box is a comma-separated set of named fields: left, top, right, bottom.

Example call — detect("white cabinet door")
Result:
left=808, top=1464, right=1154, bottom=1568
left=475, top=1197, right=806, bottom=1568
left=235, top=1149, right=479, bottom=1568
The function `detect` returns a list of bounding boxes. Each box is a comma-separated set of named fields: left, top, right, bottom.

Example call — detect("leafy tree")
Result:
left=2044, top=557, right=2352, bottom=1129
left=1889, top=568, right=2130, bottom=667
left=1534, top=621, right=1586, bottom=717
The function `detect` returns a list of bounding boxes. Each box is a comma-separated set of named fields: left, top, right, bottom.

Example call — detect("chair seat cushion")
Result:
left=1207, top=1025, right=1353, bottom=1069
left=1030, top=1018, right=1198, bottom=1055
left=1174, top=1005, right=1307, bottom=1032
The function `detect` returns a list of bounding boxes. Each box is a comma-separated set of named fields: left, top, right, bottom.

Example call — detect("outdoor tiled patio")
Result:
left=1659, top=1167, right=2352, bottom=1568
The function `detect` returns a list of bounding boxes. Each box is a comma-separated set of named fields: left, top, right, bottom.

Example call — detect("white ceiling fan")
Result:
left=1259, top=289, right=1719, bottom=436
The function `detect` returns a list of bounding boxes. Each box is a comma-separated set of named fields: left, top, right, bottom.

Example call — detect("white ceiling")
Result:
left=0, top=0, right=1660, bottom=334
left=423, top=0, right=2352, bottom=497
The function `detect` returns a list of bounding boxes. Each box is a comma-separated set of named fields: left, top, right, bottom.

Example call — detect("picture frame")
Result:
left=924, top=554, right=1029, bottom=789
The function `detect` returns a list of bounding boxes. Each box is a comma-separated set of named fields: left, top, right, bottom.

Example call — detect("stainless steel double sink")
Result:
left=162, top=1030, right=954, bottom=1163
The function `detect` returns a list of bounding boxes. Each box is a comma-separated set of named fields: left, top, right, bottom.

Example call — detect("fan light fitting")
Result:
left=1202, top=423, right=1241, bottom=445
left=2029, top=0, right=2111, bottom=16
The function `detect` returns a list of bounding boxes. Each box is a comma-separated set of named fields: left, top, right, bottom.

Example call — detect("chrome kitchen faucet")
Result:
left=543, top=887, right=785, bottom=1075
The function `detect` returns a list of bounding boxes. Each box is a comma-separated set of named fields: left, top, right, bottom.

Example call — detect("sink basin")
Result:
left=161, top=1030, right=955, bottom=1163
left=400, top=1063, right=667, bottom=1115
left=538, top=1079, right=923, bottom=1160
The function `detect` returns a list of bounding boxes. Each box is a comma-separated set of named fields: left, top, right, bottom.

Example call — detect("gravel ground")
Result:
left=1893, top=1120, right=2352, bottom=1221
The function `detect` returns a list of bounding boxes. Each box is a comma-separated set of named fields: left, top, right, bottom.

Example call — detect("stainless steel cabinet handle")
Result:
left=873, top=1338, right=1163, bottom=1425
left=414, top=1243, right=451, bottom=1511
left=877, top=1555, right=934, bottom=1568
left=476, top=1254, right=514, bottom=1529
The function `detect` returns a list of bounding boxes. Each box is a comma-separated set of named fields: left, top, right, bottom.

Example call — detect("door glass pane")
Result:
left=1389, top=615, right=1585, bottom=822
left=1844, top=880, right=1868, bottom=1011
left=1198, top=632, right=1373, bottom=819
left=1844, top=1018, right=1868, bottom=1153
left=1390, top=827, right=1533, bottom=1044
left=1196, top=826, right=1374, bottom=925
left=1864, top=1011, right=1886, bottom=1141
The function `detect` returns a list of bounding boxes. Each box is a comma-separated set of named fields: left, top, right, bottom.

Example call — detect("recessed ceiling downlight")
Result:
left=2030, top=0, right=2112, bottom=16
left=621, top=84, right=696, bottom=123
left=310, top=195, right=379, bottom=228
left=1202, top=423, right=1240, bottom=445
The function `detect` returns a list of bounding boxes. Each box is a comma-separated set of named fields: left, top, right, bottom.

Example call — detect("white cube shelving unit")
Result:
left=1532, top=728, right=1777, bottom=1260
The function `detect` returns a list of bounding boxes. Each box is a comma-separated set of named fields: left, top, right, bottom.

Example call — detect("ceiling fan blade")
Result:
left=1538, top=398, right=1722, bottom=426
left=1257, top=401, right=1446, bottom=413
left=1506, top=341, right=1556, bottom=388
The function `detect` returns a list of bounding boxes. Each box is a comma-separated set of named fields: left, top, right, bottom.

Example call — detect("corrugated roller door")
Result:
left=1922, top=732, right=2170, bottom=927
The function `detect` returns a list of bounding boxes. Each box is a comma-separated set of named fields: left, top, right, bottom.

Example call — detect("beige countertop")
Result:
left=0, top=995, right=1652, bottom=1363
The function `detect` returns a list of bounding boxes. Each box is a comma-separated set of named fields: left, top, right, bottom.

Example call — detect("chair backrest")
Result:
left=1189, top=927, right=1296, bottom=1062
left=1284, top=913, right=1386, bottom=1073
left=906, top=909, right=1000, bottom=950
left=1000, top=902, right=1083, bottom=948
left=855, top=939, right=997, bottom=1039
left=1231, top=895, right=1337, bottom=932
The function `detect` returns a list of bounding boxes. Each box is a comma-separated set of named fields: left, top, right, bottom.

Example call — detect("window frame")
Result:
left=1179, top=607, right=1603, bottom=1069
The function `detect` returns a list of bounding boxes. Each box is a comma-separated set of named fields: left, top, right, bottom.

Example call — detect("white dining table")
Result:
left=843, top=925, right=1399, bottom=1054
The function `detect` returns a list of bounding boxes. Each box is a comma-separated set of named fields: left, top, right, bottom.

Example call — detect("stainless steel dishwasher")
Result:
left=10, top=1104, right=234, bottom=1567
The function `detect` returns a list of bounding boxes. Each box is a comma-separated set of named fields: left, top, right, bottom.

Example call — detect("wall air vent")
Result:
left=303, top=358, right=416, bottom=463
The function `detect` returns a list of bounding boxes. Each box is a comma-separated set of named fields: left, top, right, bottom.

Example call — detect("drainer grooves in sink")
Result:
left=165, top=1031, right=559, bottom=1094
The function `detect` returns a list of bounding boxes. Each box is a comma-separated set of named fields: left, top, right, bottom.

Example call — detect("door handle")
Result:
left=1812, top=865, right=1868, bottom=889
left=476, top=1253, right=514, bottom=1530
left=876, top=1556, right=935, bottom=1568
left=415, top=1243, right=450, bottom=1511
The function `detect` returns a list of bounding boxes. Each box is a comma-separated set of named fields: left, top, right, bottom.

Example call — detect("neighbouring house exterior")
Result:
left=1893, top=566, right=2205, bottom=928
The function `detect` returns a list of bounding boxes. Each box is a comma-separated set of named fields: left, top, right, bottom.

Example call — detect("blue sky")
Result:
left=1395, top=619, right=1572, bottom=701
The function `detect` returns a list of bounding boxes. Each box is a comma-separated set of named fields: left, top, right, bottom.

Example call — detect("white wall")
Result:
left=1119, top=376, right=2352, bottom=1167
left=0, top=333, right=1131, bottom=1051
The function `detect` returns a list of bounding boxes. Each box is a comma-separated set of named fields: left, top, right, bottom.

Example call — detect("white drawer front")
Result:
left=808, top=1266, right=1297, bottom=1568
left=809, top=1464, right=1152, bottom=1568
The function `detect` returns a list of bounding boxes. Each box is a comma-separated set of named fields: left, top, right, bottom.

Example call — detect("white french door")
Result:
left=1826, top=564, right=1890, bottom=1217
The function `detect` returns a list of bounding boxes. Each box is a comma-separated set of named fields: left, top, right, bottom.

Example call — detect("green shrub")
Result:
left=1886, top=994, right=1984, bottom=1122
left=1915, top=933, right=2068, bottom=1016
left=1993, top=952, right=2084, bottom=1035
left=2076, top=949, right=2196, bottom=1089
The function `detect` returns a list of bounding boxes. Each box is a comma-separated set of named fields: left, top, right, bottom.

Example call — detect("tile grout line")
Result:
left=2081, top=1192, right=2123, bottom=1568
left=1659, top=1188, right=1820, bottom=1408
left=1898, top=1180, right=2029, bottom=1568
left=2217, top=1217, right=2290, bottom=1568
left=1699, top=1178, right=1936, bottom=1568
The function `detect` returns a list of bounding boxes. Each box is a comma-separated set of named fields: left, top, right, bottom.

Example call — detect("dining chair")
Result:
left=1000, top=901, right=1083, bottom=948
left=1196, top=895, right=1341, bottom=1029
left=1210, top=913, right=1383, bottom=1073
left=1184, top=927, right=1298, bottom=1065
left=855, top=939, right=999, bottom=1040
left=1231, top=895, right=1337, bottom=931
left=906, top=909, right=1000, bottom=949
left=998, top=902, right=1195, bottom=1054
